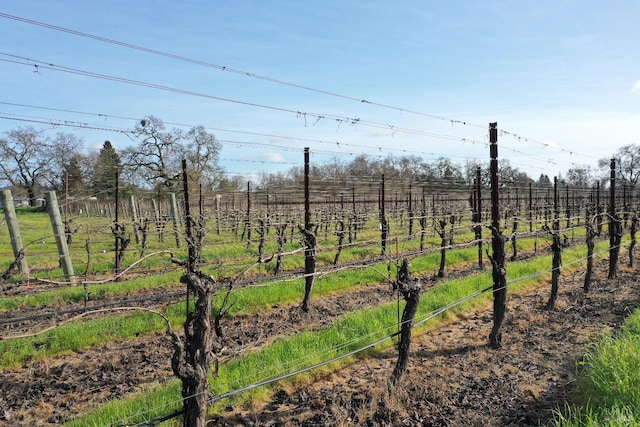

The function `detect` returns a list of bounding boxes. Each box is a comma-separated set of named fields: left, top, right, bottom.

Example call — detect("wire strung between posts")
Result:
left=0, top=306, right=171, bottom=341
left=3, top=234, right=621, bottom=340
left=90, top=235, right=625, bottom=425
left=132, top=241, right=620, bottom=425
left=2, top=11, right=616, bottom=162
left=4, top=216, right=616, bottom=298
left=131, top=277, right=495, bottom=426
left=0, top=54, right=484, bottom=147
left=0, top=108, right=588, bottom=177
left=0, top=13, right=486, bottom=130
left=0, top=102, right=483, bottom=160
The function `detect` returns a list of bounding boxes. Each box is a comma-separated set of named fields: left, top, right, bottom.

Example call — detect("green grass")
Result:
left=66, top=269, right=488, bottom=426
left=66, top=245, right=598, bottom=426
left=0, top=252, right=440, bottom=368
left=1, top=209, right=626, bottom=425
left=0, top=270, right=183, bottom=313
left=0, top=229, right=605, bottom=369
left=0, top=208, right=481, bottom=280
left=554, top=309, right=640, bottom=427
left=0, top=305, right=180, bottom=368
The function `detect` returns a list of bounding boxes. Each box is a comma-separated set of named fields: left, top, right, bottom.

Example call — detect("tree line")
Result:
left=0, top=116, right=223, bottom=206
left=1, top=116, right=639, bottom=206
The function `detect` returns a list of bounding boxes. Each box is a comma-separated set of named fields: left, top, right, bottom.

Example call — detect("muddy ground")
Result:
left=0, top=250, right=637, bottom=426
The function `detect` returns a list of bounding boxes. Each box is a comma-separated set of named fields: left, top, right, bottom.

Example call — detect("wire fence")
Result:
left=0, top=170, right=637, bottom=422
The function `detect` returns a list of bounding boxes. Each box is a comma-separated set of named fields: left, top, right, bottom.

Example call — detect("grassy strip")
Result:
left=0, top=207, right=495, bottom=280
left=66, top=244, right=594, bottom=426
left=0, top=270, right=183, bottom=312
left=0, top=228, right=538, bottom=314
left=554, top=309, right=640, bottom=426
left=0, top=228, right=498, bottom=315
left=0, top=237, right=601, bottom=369
left=0, top=304, right=179, bottom=368
left=0, top=245, right=480, bottom=368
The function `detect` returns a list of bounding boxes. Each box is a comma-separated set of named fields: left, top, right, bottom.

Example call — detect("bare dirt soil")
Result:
left=0, top=277, right=395, bottom=425
left=0, top=250, right=637, bottom=426
left=218, top=256, right=639, bottom=427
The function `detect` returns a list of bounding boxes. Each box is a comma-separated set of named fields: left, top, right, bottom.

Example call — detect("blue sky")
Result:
left=1, top=0, right=639, bottom=181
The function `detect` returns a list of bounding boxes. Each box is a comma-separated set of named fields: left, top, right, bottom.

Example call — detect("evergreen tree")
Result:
left=93, top=140, right=121, bottom=199
left=537, top=174, right=552, bottom=187
left=62, top=155, right=87, bottom=198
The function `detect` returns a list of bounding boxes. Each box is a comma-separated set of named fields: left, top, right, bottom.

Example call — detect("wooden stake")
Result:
left=488, top=122, right=507, bottom=349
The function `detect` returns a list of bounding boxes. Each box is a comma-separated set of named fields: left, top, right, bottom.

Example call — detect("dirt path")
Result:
left=0, top=248, right=498, bottom=425
left=0, top=247, right=631, bottom=426
left=0, top=280, right=395, bottom=425
left=219, top=257, right=639, bottom=426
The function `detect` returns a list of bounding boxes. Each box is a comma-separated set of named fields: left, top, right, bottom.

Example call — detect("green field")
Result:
left=1, top=205, right=637, bottom=425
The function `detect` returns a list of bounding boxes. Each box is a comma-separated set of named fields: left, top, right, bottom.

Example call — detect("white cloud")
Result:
left=262, top=152, right=286, bottom=163
left=633, top=80, right=640, bottom=93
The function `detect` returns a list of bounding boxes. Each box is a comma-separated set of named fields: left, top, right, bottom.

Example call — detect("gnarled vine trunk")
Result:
left=391, top=259, right=422, bottom=384
left=170, top=272, right=221, bottom=427
left=300, top=226, right=317, bottom=312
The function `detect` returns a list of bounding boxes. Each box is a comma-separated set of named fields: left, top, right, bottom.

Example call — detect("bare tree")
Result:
left=43, top=132, right=86, bottom=193
left=598, top=144, right=640, bottom=190
left=180, top=125, right=223, bottom=188
left=0, top=127, right=51, bottom=205
left=122, top=116, right=182, bottom=187
left=122, top=116, right=222, bottom=189
left=566, top=164, right=597, bottom=189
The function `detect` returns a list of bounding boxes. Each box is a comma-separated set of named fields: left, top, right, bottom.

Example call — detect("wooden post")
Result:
left=419, top=188, right=427, bottom=252
left=629, top=213, right=637, bottom=267
left=246, top=181, right=252, bottom=247
left=215, top=194, right=221, bottom=235
left=608, top=158, right=621, bottom=279
left=553, top=177, right=559, bottom=231
left=476, top=166, right=483, bottom=270
left=1, top=189, right=28, bottom=274
left=170, top=192, right=182, bottom=248
left=596, top=180, right=603, bottom=235
left=182, top=159, right=197, bottom=272
left=380, top=173, right=388, bottom=256
left=408, top=182, right=414, bottom=238
left=64, top=170, right=69, bottom=221
left=565, top=185, right=570, bottom=229
left=115, top=171, right=120, bottom=276
left=45, top=191, right=75, bottom=283
left=301, top=147, right=317, bottom=312
left=623, top=185, right=628, bottom=227
left=351, top=186, right=356, bottom=214
left=528, top=182, right=533, bottom=232
left=151, top=198, right=162, bottom=242
left=488, top=122, right=507, bottom=349
left=351, top=186, right=357, bottom=242
left=305, top=149, right=311, bottom=230
left=130, top=195, right=141, bottom=245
